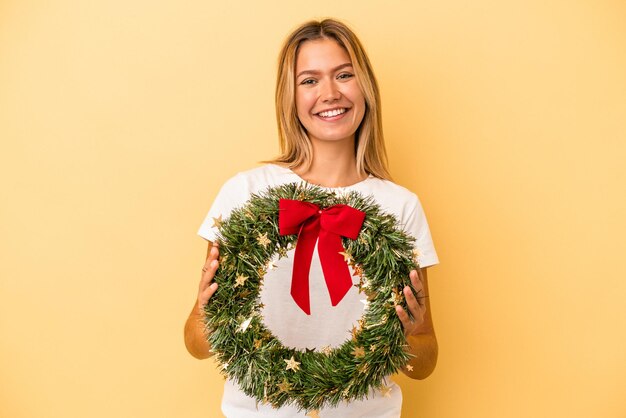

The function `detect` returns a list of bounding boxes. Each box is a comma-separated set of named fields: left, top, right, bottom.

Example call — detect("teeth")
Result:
left=318, top=108, right=347, bottom=118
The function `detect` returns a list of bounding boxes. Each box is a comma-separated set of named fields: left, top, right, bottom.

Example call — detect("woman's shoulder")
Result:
left=364, top=176, right=421, bottom=205
left=219, top=164, right=294, bottom=192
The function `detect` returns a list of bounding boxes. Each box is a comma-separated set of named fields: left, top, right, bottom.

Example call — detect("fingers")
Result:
left=403, top=283, right=425, bottom=326
left=415, top=268, right=424, bottom=283
left=198, top=282, right=218, bottom=311
left=395, top=270, right=426, bottom=336
left=395, top=305, right=411, bottom=328
left=198, top=244, right=220, bottom=310
left=409, top=269, right=426, bottom=307
left=200, top=245, right=220, bottom=283
left=395, top=305, right=419, bottom=337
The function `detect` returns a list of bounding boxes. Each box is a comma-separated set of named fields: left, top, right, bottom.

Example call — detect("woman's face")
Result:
left=294, top=38, right=366, bottom=146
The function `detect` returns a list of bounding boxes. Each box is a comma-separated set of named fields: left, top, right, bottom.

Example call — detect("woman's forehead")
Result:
left=296, top=38, right=351, bottom=72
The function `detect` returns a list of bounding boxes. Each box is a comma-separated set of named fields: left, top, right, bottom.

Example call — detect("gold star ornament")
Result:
left=390, top=287, right=403, bottom=305
left=235, top=274, right=248, bottom=287
left=306, top=410, right=320, bottom=418
left=277, top=379, right=292, bottom=393
left=237, top=316, right=252, bottom=333
left=352, top=346, right=366, bottom=358
left=257, top=232, right=271, bottom=248
left=284, top=356, right=300, bottom=371
left=211, top=215, right=223, bottom=228
left=338, top=251, right=352, bottom=262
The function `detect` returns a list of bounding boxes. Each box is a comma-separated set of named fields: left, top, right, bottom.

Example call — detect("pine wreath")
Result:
left=203, top=182, right=421, bottom=412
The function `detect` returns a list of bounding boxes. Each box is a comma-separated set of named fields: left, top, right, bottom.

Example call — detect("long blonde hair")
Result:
left=266, top=18, right=392, bottom=180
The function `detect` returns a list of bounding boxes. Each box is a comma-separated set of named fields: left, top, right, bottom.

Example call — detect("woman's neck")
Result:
left=293, top=137, right=367, bottom=188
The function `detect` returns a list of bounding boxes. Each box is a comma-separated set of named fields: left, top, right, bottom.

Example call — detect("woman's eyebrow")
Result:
left=296, top=63, right=353, bottom=79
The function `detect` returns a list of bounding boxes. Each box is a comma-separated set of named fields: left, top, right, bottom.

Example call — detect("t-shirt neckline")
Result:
left=270, top=164, right=374, bottom=190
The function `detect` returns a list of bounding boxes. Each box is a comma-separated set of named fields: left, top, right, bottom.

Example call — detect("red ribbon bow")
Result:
left=278, top=198, right=366, bottom=315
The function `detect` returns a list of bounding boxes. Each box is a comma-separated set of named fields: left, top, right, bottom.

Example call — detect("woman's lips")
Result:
left=315, top=108, right=350, bottom=121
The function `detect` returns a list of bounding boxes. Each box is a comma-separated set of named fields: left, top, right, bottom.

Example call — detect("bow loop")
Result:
left=278, top=200, right=320, bottom=235
left=319, top=204, right=366, bottom=239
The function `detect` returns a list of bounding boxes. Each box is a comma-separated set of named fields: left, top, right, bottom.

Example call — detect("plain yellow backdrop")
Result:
left=1, top=0, right=625, bottom=417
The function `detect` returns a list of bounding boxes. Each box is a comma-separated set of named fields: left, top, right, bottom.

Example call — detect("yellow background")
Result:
left=1, top=0, right=625, bottom=417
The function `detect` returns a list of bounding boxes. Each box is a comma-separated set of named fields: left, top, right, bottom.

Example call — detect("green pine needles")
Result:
left=203, top=182, right=419, bottom=411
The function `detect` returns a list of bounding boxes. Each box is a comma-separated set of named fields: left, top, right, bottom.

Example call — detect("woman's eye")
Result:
left=300, top=79, right=316, bottom=85
left=338, top=73, right=354, bottom=80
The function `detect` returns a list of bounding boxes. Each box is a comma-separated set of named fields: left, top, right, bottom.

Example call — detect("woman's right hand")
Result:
left=197, top=243, right=220, bottom=313
left=185, top=241, right=220, bottom=359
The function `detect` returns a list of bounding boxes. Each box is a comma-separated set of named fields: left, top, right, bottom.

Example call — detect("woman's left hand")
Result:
left=395, top=269, right=427, bottom=337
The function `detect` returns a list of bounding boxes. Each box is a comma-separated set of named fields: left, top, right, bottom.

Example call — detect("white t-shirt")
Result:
left=197, top=164, right=439, bottom=418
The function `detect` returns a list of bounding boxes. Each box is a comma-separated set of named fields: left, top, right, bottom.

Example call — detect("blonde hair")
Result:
left=266, top=18, right=392, bottom=180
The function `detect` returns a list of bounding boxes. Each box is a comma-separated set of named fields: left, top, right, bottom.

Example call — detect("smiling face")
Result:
left=294, top=38, right=366, bottom=147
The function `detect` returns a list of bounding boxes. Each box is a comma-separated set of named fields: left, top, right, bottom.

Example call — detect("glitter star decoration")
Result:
left=238, top=316, right=252, bottom=333
left=257, top=232, right=271, bottom=248
left=235, top=274, right=248, bottom=287
left=355, top=273, right=371, bottom=293
left=277, top=379, right=292, bottom=393
left=352, top=346, right=366, bottom=358
left=338, top=251, right=352, bottom=262
left=284, top=356, right=300, bottom=371
left=211, top=214, right=223, bottom=228
left=390, top=288, right=403, bottom=305
left=320, top=345, right=332, bottom=355
left=381, top=385, right=392, bottom=398
left=406, top=364, right=414, bottom=372
left=351, top=325, right=359, bottom=341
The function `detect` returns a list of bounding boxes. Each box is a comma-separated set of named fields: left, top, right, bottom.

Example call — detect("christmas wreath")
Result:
left=203, top=182, right=420, bottom=412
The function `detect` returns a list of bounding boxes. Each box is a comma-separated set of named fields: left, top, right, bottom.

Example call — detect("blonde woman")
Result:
left=184, top=18, right=439, bottom=418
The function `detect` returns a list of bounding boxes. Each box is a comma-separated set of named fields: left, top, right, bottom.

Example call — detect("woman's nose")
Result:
left=321, top=80, right=341, bottom=102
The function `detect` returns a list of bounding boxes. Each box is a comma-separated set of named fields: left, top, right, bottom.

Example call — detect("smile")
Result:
left=316, top=108, right=349, bottom=119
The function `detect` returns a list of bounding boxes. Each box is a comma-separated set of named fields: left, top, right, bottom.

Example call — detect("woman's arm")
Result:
left=183, top=242, right=220, bottom=359
left=395, top=268, right=438, bottom=379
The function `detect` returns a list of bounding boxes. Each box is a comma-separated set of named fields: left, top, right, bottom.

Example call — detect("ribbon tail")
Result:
left=290, top=218, right=319, bottom=315
left=318, top=230, right=353, bottom=307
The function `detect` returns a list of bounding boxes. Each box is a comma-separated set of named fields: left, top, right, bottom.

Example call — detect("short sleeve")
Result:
left=197, top=174, right=249, bottom=242
left=402, top=193, right=439, bottom=268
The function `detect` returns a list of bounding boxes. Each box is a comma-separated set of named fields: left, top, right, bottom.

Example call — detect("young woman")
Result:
left=184, top=18, right=439, bottom=418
